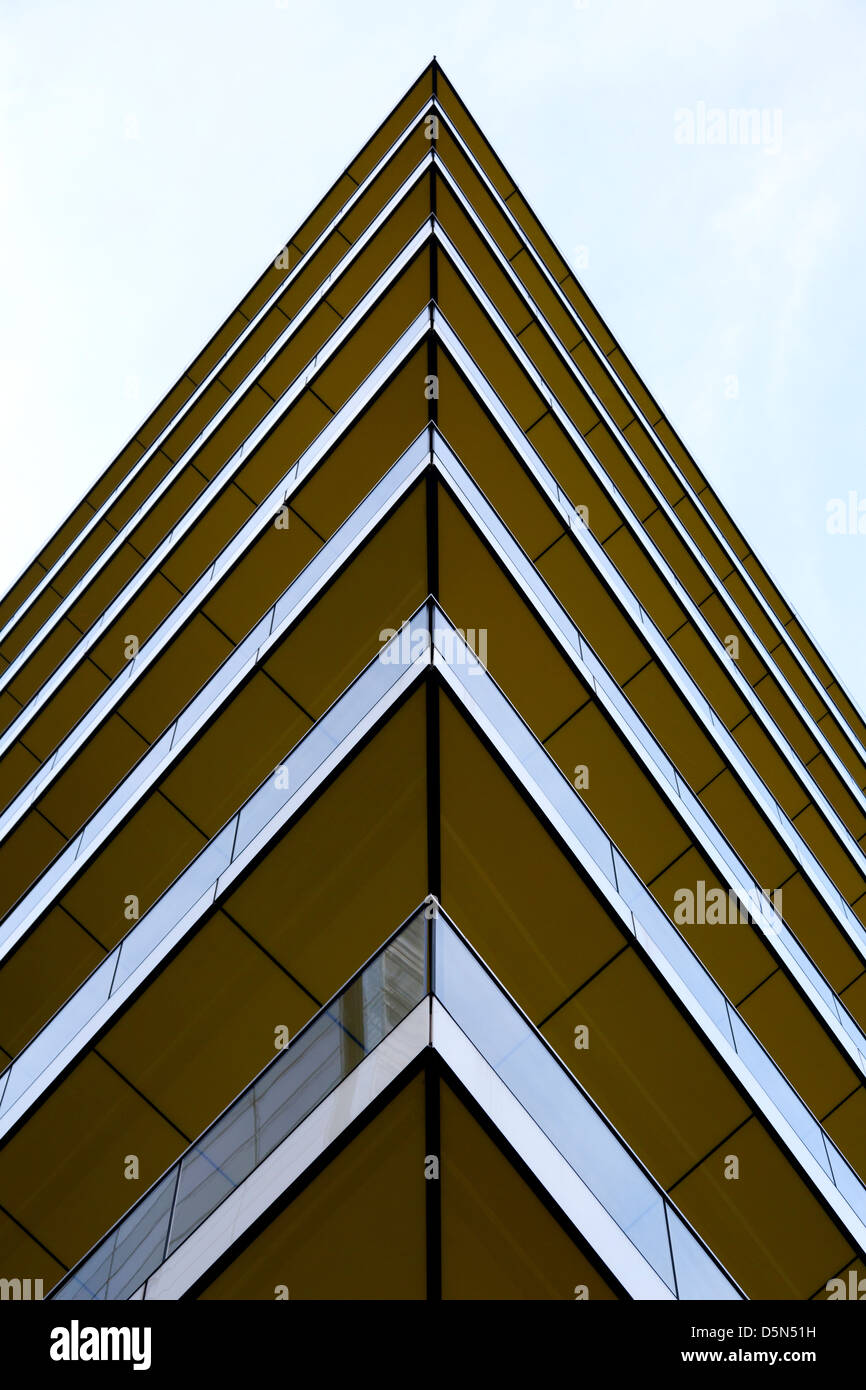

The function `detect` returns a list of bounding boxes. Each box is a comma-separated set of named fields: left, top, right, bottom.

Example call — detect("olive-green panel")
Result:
left=667, top=624, right=748, bottom=731
left=738, top=969, right=857, bottom=1121
left=437, top=73, right=514, bottom=201
left=324, top=175, right=431, bottom=322
left=117, top=612, right=235, bottom=744
left=440, top=694, right=624, bottom=1023
left=184, top=384, right=275, bottom=483
left=289, top=345, right=428, bottom=540
left=20, top=662, right=106, bottom=771
left=535, top=536, right=649, bottom=687
left=0, top=739, right=41, bottom=814
left=201, top=509, right=322, bottom=645
left=623, top=661, right=725, bottom=794
left=158, top=482, right=255, bottom=596
left=0, top=1052, right=184, bottom=1272
left=436, top=255, right=544, bottom=432
left=672, top=1117, right=855, bottom=1300
left=435, top=354, right=563, bottom=561
left=5, top=617, right=83, bottom=709
left=542, top=946, right=750, bottom=1195
left=648, top=846, right=776, bottom=1006
left=544, top=701, right=692, bottom=886
left=438, top=486, right=585, bottom=741
left=312, top=251, right=430, bottom=415
left=435, top=179, right=532, bottom=336
left=59, top=792, right=208, bottom=947
left=160, top=671, right=312, bottom=839
left=439, top=1078, right=617, bottom=1300
left=223, top=687, right=427, bottom=1005
left=0, top=1207, right=66, bottom=1293
left=225, top=389, right=332, bottom=507
left=158, top=378, right=231, bottom=466
left=199, top=1072, right=427, bottom=1300
left=0, top=906, right=106, bottom=1058
left=264, top=480, right=428, bottom=719
left=603, top=525, right=688, bottom=641
left=99, top=910, right=317, bottom=1141
left=36, top=710, right=150, bottom=841
left=89, top=570, right=184, bottom=681
left=0, top=810, right=66, bottom=921
left=434, top=126, right=522, bottom=262
left=121, top=463, right=209, bottom=561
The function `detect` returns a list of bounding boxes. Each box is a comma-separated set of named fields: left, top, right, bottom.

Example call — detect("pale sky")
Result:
left=1, top=0, right=865, bottom=715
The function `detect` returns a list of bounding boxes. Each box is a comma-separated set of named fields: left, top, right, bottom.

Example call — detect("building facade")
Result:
left=1, top=60, right=865, bottom=1301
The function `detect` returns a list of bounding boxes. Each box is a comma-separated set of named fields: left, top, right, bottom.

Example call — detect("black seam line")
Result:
left=253, top=379, right=276, bottom=404
left=507, top=246, right=523, bottom=263
left=536, top=943, right=631, bottom=1029
left=516, top=319, right=534, bottom=337
left=346, top=171, right=359, bottom=187
left=57, top=901, right=111, bottom=953
left=542, top=694, right=594, bottom=746
left=112, top=706, right=155, bottom=745
left=92, top=1048, right=192, bottom=1144
left=619, top=653, right=658, bottom=692
left=582, top=419, right=602, bottom=440
left=220, top=907, right=323, bottom=1012
left=258, top=666, right=317, bottom=726
left=524, top=408, right=550, bottom=434
left=568, top=338, right=584, bottom=354
left=17, top=732, right=40, bottom=762
left=664, top=616, right=690, bottom=643
left=324, top=297, right=345, bottom=322
left=666, top=1115, right=753, bottom=1195
left=0, top=1201, right=68, bottom=1272
left=734, top=965, right=781, bottom=1011
left=599, top=521, right=624, bottom=545
left=306, top=386, right=334, bottom=415
left=777, top=867, right=801, bottom=890
left=841, top=964, right=866, bottom=991
left=804, top=749, right=821, bottom=766
left=35, top=805, right=67, bottom=841
left=287, top=504, right=327, bottom=544
left=820, top=1083, right=862, bottom=1126
left=727, top=711, right=751, bottom=735
left=156, top=788, right=210, bottom=842
left=651, top=415, right=664, bottom=428
left=197, top=609, right=242, bottom=653
left=530, top=532, right=565, bottom=565
left=231, top=478, right=260, bottom=511
left=335, top=228, right=353, bottom=248
left=644, top=841, right=695, bottom=890
left=851, top=887, right=866, bottom=908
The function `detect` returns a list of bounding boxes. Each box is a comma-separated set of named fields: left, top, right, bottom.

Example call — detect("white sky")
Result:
left=1, top=0, right=865, bottom=714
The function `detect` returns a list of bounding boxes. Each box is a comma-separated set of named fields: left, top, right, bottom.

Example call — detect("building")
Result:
left=1, top=58, right=865, bottom=1302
